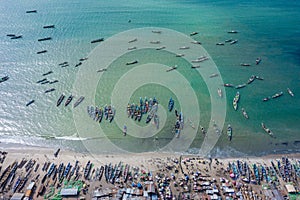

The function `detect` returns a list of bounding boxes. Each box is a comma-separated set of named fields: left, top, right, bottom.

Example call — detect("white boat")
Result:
left=209, top=73, right=219, bottom=78
left=241, top=108, right=249, bottom=119
left=175, top=53, right=184, bottom=57
left=191, top=40, right=201, bottom=44
left=128, top=46, right=137, bottom=50
left=179, top=46, right=190, bottom=50
left=233, top=92, right=240, bottom=110
left=272, top=91, right=283, bottom=99
left=156, top=46, right=166, bottom=50
left=230, top=39, right=238, bottom=45
left=287, top=88, right=294, bottom=97
left=235, top=83, right=246, bottom=89
left=256, top=57, right=262, bottom=65
left=218, top=88, right=222, bottom=97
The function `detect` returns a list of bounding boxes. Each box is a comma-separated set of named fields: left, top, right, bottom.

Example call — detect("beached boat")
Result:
left=230, top=39, right=238, bottom=45
left=241, top=108, right=249, bottom=119
left=209, top=73, right=219, bottom=78
left=191, top=56, right=209, bottom=63
left=97, top=68, right=107, bottom=73
left=227, top=124, right=232, bottom=141
left=44, top=88, right=55, bottom=93
left=91, top=38, right=104, bottom=43
left=156, top=46, right=166, bottom=50
left=233, top=92, right=240, bottom=110
left=57, top=94, right=65, bottom=106
left=128, top=46, right=137, bottom=50
left=42, top=71, right=53, bottom=76
left=152, top=30, right=161, bottom=34
left=175, top=53, right=184, bottom=57
left=36, top=78, right=46, bottom=84
left=256, top=57, right=261, bottom=65
left=166, top=65, right=177, bottom=72
left=247, top=75, right=256, bottom=84
left=43, top=25, right=55, bottom=28
left=123, top=125, right=127, bottom=136
left=126, top=60, right=138, bottom=65
left=41, top=80, right=50, bottom=84
left=218, top=88, right=222, bottom=97
left=49, top=80, right=58, bottom=84
left=261, top=122, right=274, bottom=137
left=26, top=100, right=35, bottom=107
left=37, top=50, right=47, bottom=54
left=26, top=10, right=37, bottom=13
left=235, top=83, right=246, bottom=89
left=11, top=35, right=22, bottom=39
left=38, top=37, right=52, bottom=42
left=75, top=62, right=82, bottom=67
left=65, top=95, right=73, bottom=106
left=150, top=40, right=160, bottom=44
left=0, top=75, right=9, bottom=83
left=73, top=96, right=85, bottom=108
left=128, top=38, right=137, bottom=43
left=190, top=32, right=198, bottom=36
left=287, top=88, right=294, bottom=97
left=79, top=57, right=88, bottom=61
left=154, top=114, right=159, bottom=129
left=272, top=91, right=283, bottom=99
left=168, top=97, right=174, bottom=112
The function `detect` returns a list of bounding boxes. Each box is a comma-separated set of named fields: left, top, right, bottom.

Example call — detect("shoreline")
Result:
left=1, top=142, right=300, bottom=159
left=1, top=145, right=299, bottom=199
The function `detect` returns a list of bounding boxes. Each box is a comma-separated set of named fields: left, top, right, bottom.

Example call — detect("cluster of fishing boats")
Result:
left=227, top=156, right=299, bottom=187
left=127, top=97, right=158, bottom=123
left=56, top=94, right=84, bottom=108
left=87, top=105, right=115, bottom=123
left=227, top=160, right=272, bottom=185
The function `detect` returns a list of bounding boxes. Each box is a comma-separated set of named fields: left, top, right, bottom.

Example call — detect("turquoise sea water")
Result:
left=0, top=0, right=299, bottom=157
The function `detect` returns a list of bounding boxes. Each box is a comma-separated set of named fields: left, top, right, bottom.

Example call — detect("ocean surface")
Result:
left=0, top=0, right=299, bottom=157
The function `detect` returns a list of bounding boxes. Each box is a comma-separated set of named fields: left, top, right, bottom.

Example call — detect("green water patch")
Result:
left=94, top=48, right=211, bottom=152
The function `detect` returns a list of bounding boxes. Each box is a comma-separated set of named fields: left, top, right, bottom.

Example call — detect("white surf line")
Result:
left=72, top=27, right=226, bottom=155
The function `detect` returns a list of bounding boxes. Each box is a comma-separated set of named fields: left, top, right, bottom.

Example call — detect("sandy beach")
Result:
left=0, top=145, right=299, bottom=199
